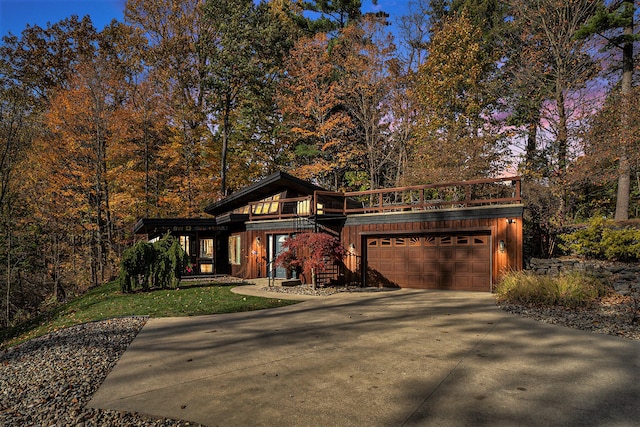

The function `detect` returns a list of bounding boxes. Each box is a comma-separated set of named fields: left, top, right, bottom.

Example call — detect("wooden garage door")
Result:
left=366, top=233, right=491, bottom=291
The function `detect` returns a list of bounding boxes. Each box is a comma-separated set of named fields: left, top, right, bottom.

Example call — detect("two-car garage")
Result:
left=365, top=232, right=492, bottom=291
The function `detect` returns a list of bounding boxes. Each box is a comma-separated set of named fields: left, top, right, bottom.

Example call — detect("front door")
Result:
left=268, top=234, right=289, bottom=279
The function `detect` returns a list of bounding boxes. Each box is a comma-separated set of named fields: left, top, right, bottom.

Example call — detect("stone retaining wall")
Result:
left=526, top=258, right=640, bottom=295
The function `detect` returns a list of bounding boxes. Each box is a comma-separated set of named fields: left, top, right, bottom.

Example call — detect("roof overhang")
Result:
left=133, top=218, right=225, bottom=236
left=204, top=171, right=327, bottom=216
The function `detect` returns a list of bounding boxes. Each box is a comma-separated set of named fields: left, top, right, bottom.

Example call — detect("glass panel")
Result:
left=440, top=236, right=452, bottom=245
left=457, top=236, right=469, bottom=245
left=200, top=239, right=214, bottom=258
left=297, top=199, right=310, bottom=215
left=394, top=238, right=406, bottom=246
left=228, top=235, right=241, bottom=265
left=474, top=236, right=487, bottom=245
left=368, top=239, right=378, bottom=246
left=179, top=236, right=190, bottom=255
left=380, top=238, right=392, bottom=246
left=200, top=263, right=213, bottom=274
left=409, top=237, right=421, bottom=246
left=424, top=236, right=436, bottom=246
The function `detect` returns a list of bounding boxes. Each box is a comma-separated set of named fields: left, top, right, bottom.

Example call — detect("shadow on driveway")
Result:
left=89, top=290, right=640, bottom=426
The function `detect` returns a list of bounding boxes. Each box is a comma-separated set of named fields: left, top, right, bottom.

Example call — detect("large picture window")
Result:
left=229, top=235, right=242, bottom=265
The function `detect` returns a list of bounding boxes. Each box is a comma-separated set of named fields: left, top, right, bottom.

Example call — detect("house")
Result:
left=134, top=171, right=523, bottom=292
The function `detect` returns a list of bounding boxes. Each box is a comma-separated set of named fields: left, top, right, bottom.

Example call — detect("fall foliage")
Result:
left=0, top=0, right=638, bottom=327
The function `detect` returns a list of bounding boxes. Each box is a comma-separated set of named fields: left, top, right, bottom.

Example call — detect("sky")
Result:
left=0, top=0, right=126, bottom=37
left=0, top=0, right=411, bottom=39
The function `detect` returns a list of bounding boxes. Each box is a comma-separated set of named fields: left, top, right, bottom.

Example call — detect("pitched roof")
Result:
left=203, top=171, right=327, bottom=216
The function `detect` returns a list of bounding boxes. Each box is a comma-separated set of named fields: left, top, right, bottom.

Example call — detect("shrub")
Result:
left=119, top=234, right=189, bottom=293
left=496, top=270, right=610, bottom=308
left=560, top=217, right=640, bottom=261
left=601, top=227, right=640, bottom=261
left=275, top=232, right=346, bottom=288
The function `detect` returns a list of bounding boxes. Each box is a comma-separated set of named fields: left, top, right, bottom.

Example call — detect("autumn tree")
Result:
left=202, top=0, right=297, bottom=196
left=333, top=17, right=398, bottom=190
left=512, top=0, right=598, bottom=173
left=397, top=0, right=431, bottom=70
left=576, top=0, right=638, bottom=220
left=125, top=0, right=216, bottom=215
left=34, top=57, right=124, bottom=288
left=411, top=13, right=507, bottom=183
left=0, top=17, right=100, bottom=325
left=277, top=32, right=356, bottom=188
left=571, top=85, right=640, bottom=219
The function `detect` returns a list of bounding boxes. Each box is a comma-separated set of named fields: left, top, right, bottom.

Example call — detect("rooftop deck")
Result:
left=248, top=176, right=521, bottom=221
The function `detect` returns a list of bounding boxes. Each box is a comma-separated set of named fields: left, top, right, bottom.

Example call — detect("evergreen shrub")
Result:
left=119, top=234, right=189, bottom=293
left=560, top=217, right=640, bottom=261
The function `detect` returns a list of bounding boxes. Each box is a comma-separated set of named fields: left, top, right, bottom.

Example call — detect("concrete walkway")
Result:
left=89, top=287, right=640, bottom=426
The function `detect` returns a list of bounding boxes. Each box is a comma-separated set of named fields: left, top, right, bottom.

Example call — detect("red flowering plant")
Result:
left=275, top=232, right=347, bottom=288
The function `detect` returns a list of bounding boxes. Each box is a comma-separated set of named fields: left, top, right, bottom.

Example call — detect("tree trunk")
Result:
left=221, top=95, right=231, bottom=197
left=555, top=83, right=568, bottom=219
left=6, top=226, right=10, bottom=327
left=524, top=106, right=541, bottom=176
left=615, top=13, right=634, bottom=221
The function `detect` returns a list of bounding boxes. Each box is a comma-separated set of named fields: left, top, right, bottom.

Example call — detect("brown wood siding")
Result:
left=341, top=216, right=522, bottom=291
left=230, top=212, right=523, bottom=291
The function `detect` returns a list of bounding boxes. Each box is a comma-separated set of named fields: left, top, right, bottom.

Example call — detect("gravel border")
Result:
left=1, top=317, right=204, bottom=427
left=498, top=293, right=640, bottom=341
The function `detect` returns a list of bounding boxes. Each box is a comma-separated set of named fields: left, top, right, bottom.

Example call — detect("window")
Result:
left=229, top=235, right=242, bottom=265
left=179, top=236, right=190, bottom=255
left=251, top=194, right=281, bottom=215
left=200, top=263, right=213, bottom=274
left=457, top=236, right=469, bottom=245
left=200, top=239, right=214, bottom=258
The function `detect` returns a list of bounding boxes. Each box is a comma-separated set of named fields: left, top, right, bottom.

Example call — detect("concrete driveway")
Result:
left=89, top=288, right=640, bottom=426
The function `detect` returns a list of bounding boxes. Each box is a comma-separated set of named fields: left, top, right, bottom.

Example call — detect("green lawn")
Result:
left=1, top=281, right=300, bottom=349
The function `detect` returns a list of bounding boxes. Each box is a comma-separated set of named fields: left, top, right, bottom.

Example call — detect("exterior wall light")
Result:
left=499, top=240, right=506, bottom=253
left=507, top=219, right=516, bottom=224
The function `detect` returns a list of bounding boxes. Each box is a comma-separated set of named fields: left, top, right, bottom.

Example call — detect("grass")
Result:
left=0, top=281, right=300, bottom=350
left=495, top=270, right=611, bottom=308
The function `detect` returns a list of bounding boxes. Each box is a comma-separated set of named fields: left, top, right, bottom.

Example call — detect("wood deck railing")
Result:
left=249, top=177, right=521, bottom=220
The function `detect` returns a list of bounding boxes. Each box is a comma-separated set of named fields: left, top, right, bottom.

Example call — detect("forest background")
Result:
left=0, top=0, right=638, bottom=328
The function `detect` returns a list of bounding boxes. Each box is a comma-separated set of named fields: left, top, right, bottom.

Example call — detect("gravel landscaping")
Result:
left=1, top=285, right=638, bottom=427
left=498, top=293, right=640, bottom=341
left=1, top=317, right=204, bottom=427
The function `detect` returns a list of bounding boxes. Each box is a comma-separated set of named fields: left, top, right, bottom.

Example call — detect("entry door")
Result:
left=268, top=234, right=289, bottom=279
